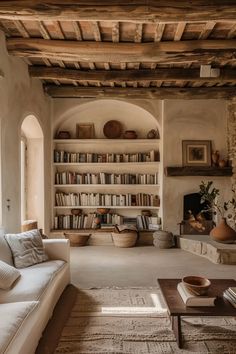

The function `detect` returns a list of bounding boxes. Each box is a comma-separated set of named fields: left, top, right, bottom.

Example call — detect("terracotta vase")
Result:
left=210, top=217, right=236, bottom=243
left=211, top=150, right=220, bottom=166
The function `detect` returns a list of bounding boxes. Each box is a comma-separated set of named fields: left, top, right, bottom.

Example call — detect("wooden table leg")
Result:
left=171, top=315, right=182, bottom=348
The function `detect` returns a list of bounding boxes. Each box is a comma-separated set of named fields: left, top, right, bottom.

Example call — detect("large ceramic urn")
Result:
left=210, top=218, right=236, bottom=243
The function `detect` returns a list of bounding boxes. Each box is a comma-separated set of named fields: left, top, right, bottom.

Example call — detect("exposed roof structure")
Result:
left=1, top=1, right=236, bottom=98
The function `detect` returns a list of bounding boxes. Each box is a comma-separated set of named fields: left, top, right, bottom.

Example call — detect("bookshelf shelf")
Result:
left=54, top=184, right=160, bottom=188
left=54, top=162, right=159, bottom=167
left=52, top=136, right=161, bottom=231
left=53, top=206, right=160, bottom=210
left=54, top=139, right=159, bottom=145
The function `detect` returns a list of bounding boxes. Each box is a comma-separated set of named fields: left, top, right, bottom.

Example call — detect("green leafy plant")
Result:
left=199, top=181, right=236, bottom=223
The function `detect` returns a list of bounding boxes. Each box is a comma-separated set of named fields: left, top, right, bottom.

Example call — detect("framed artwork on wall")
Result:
left=182, top=140, right=211, bottom=167
left=76, top=123, right=95, bottom=139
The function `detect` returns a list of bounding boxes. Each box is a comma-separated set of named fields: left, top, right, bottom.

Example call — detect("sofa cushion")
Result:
left=0, top=260, right=21, bottom=290
left=0, top=235, right=13, bottom=266
left=4, top=229, right=48, bottom=268
left=0, top=260, right=65, bottom=303
left=0, top=301, right=38, bottom=353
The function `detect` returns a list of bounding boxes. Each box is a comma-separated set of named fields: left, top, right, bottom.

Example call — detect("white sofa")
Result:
left=0, top=236, right=70, bottom=354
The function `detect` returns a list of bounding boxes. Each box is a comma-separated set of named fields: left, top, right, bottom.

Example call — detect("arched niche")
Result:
left=21, top=115, right=44, bottom=230
left=54, top=99, right=160, bottom=139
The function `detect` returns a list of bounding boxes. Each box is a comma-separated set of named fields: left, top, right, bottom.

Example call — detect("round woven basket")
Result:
left=112, top=232, right=137, bottom=248
left=64, top=233, right=91, bottom=247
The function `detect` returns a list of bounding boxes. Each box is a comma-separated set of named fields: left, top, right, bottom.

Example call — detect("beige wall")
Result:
left=162, top=99, right=230, bottom=234
left=0, top=31, right=51, bottom=233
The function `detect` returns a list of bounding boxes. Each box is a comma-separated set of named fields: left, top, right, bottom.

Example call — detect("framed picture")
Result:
left=76, top=123, right=95, bottom=139
left=182, top=140, right=211, bottom=167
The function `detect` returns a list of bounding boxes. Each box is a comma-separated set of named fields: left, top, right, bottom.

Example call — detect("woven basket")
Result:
left=64, top=233, right=91, bottom=247
left=112, top=232, right=137, bottom=248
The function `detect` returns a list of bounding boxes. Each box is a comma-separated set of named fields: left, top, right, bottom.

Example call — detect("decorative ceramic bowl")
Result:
left=97, top=208, right=110, bottom=215
left=182, top=276, right=211, bottom=296
left=71, top=208, right=82, bottom=216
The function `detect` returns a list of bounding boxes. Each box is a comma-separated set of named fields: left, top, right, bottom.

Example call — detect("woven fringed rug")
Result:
left=55, top=288, right=236, bottom=354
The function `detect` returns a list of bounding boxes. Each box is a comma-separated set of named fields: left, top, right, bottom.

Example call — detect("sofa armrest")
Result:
left=43, top=239, right=70, bottom=262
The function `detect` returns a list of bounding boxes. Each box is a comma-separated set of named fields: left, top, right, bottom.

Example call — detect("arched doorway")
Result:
left=21, top=115, right=44, bottom=229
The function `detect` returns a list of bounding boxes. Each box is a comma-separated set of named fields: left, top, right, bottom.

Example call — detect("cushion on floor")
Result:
left=0, top=260, right=65, bottom=303
left=0, top=260, right=21, bottom=290
left=0, top=301, right=38, bottom=353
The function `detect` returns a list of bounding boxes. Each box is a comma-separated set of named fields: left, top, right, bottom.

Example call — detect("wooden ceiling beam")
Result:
left=29, top=66, right=236, bottom=83
left=1, top=1, right=236, bottom=23
left=44, top=85, right=236, bottom=99
left=7, top=38, right=236, bottom=64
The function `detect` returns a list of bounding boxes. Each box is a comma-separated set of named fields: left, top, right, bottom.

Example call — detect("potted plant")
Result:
left=199, top=181, right=236, bottom=243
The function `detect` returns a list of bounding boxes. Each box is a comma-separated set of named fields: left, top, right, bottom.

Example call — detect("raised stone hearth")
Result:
left=177, top=235, right=236, bottom=264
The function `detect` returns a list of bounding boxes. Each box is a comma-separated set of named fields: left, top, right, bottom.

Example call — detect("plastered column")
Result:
left=227, top=100, right=236, bottom=187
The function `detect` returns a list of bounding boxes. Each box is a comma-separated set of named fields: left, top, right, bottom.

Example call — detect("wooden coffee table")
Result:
left=158, top=278, right=236, bottom=349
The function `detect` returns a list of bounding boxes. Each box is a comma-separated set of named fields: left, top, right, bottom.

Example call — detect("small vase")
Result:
left=218, top=159, right=227, bottom=168
left=211, top=150, right=220, bottom=166
left=210, top=217, right=236, bottom=243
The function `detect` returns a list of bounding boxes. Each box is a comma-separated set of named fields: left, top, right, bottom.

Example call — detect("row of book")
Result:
left=55, top=192, right=160, bottom=207
left=137, top=215, right=161, bottom=230
left=223, top=287, right=236, bottom=308
left=54, top=213, right=124, bottom=230
left=54, top=150, right=159, bottom=163
left=55, top=171, right=159, bottom=185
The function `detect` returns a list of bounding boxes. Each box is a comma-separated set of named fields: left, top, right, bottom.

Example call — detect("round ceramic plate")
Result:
left=103, top=120, right=122, bottom=138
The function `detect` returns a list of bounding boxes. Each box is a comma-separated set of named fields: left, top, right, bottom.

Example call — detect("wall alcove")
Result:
left=21, top=115, right=44, bottom=229
left=52, top=99, right=163, bottom=235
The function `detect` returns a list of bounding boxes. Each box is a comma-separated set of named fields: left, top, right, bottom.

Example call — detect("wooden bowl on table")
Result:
left=182, top=276, right=211, bottom=296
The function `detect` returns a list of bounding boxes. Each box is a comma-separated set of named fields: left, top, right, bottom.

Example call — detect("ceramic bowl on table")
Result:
left=182, top=276, right=211, bottom=296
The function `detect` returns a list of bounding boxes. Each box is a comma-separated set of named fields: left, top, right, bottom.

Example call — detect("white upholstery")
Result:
left=0, top=260, right=65, bottom=303
left=0, top=260, right=21, bottom=290
left=43, top=239, right=70, bottom=262
left=0, top=301, right=38, bottom=353
left=0, top=236, right=13, bottom=266
left=0, top=238, right=70, bottom=354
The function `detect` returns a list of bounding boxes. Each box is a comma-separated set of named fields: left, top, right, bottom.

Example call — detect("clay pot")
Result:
left=211, top=150, right=220, bottom=166
left=123, top=130, right=137, bottom=139
left=210, top=217, right=236, bottom=243
left=57, top=131, right=71, bottom=139
left=218, top=159, right=227, bottom=168
left=147, top=129, right=159, bottom=139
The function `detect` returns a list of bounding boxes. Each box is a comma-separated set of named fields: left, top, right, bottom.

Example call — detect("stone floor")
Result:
left=70, top=245, right=236, bottom=288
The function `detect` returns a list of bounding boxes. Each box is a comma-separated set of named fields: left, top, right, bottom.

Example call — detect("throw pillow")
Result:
left=4, top=229, right=48, bottom=269
left=0, top=260, right=21, bottom=289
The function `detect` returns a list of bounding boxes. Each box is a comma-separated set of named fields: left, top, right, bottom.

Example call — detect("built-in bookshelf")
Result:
left=52, top=139, right=161, bottom=231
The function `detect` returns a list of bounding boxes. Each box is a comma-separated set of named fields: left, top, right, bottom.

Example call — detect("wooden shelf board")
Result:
left=54, top=139, right=159, bottom=144
left=54, top=162, right=159, bottom=166
left=165, top=166, right=232, bottom=177
left=51, top=228, right=154, bottom=233
left=54, top=184, right=160, bottom=187
left=54, top=206, right=160, bottom=209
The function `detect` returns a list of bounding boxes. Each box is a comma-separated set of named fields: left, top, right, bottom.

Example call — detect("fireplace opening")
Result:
left=179, top=193, right=214, bottom=235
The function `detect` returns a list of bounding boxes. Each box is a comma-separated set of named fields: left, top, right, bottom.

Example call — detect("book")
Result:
left=223, top=290, right=236, bottom=308
left=177, top=282, right=216, bottom=307
left=228, top=287, right=236, bottom=298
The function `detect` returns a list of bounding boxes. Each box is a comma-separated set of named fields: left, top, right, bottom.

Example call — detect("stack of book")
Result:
left=177, top=282, right=216, bottom=307
left=223, top=287, right=236, bottom=308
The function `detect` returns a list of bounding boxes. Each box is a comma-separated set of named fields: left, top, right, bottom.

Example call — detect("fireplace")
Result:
left=179, top=193, right=214, bottom=235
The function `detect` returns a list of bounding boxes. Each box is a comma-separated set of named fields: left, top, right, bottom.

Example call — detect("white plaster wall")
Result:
left=162, top=99, right=230, bottom=234
left=0, top=31, right=51, bottom=233
left=26, top=138, right=44, bottom=229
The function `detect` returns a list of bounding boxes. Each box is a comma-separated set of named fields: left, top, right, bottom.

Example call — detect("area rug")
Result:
left=55, top=287, right=236, bottom=354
